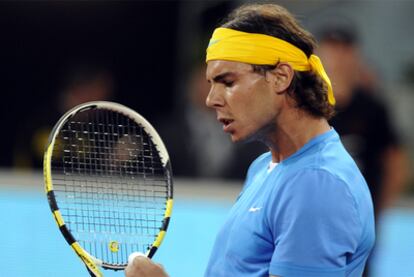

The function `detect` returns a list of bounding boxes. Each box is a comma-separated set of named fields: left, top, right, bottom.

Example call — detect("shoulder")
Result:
left=267, top=168, right=363, bottom=232
left=278, top=168, right=357, bottom=201
left=271, top=166, right=373, bottom=231
left=267, top=169, right=374, bottom=276
left=282, top=131, right=365, bottom=187
left=308, top=131, right=366, bottom=186
left=285, top=148, right=370, bottom=210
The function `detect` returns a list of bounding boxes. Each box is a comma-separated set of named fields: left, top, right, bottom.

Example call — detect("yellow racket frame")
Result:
left=43, top=101, right=173, bottom=276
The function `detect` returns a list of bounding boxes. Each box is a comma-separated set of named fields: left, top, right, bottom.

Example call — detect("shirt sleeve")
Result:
left=267, top=168, right=362, bottom=277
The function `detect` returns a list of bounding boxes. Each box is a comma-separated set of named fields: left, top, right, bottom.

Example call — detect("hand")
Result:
left=125, top=254, right=169, bottom=277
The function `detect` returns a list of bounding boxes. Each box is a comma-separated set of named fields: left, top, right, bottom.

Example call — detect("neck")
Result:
left=263, top=110, right=330, bottom=163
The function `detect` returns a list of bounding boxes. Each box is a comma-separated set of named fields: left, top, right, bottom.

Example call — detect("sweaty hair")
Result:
left=221, top=4, right=335, bottom=119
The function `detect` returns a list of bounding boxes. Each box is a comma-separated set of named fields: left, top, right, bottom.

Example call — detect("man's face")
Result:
left=205, top=60, right=280, bottom=143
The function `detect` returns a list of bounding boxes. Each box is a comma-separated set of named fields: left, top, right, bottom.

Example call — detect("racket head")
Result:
left=43, top=101, right=173, bottom=274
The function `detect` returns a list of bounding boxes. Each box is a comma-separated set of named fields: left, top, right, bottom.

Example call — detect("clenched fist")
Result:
left=125, top=254, right=169, bottom=277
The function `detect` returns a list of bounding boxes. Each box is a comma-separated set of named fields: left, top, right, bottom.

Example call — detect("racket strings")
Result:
left=51, top=109, right=168, bottom=264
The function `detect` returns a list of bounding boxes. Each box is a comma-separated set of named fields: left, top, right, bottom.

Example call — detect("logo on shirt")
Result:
left=248, top=207, right=262, bottom=212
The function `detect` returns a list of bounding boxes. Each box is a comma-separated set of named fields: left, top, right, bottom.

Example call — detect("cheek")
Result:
left=228, top=78, right=275, bottom=122
left=229, top=91, right=256, bottom=116
left=241, top=96, right=276, bottom=128
left=253, top=101, right=276, bottom=125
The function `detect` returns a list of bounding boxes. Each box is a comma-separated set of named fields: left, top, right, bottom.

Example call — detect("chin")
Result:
left=230, top=131, right=253, bottom=144
left=230, top=136, right=241, bottom=143
left=229, top=132, right=242, bottom=143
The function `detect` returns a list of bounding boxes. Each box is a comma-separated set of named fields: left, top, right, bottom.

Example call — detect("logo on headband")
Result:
left=208, top=39, right=220, bottom=47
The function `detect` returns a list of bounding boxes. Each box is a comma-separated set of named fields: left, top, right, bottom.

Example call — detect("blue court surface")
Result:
left=1, top=185, right=413, bottom=277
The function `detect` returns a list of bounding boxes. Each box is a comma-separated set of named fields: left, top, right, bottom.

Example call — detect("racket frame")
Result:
left=43, top=101, right=173, bottom=276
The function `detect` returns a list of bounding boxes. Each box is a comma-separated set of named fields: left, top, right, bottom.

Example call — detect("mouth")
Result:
left=218, top=118, right=234, bottom=132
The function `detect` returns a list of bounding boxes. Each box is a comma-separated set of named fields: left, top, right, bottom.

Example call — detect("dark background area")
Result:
left=0, top=1, right=413, bottom=187
left=0, top=1, right=181, bottom=166
left=0, top=1, right=244, bottom=177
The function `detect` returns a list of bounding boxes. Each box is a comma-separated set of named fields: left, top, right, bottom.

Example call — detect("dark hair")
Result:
left=221, top=4, right=335, bottom=119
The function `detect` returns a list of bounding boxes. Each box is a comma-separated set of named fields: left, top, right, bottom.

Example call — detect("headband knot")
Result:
left=308, top=54, right=335, bottom=105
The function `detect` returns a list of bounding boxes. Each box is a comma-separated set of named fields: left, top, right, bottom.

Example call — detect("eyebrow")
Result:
left=208, top=72, right=235, bottom=83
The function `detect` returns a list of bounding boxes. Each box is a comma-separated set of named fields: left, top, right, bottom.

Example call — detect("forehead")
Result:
left=206, top=60, right=252, bottom=80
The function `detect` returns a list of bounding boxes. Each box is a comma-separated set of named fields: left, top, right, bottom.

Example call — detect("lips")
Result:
left=220, top=118, right=233, bottom=125
left=218, top=117, right=234, bottom=132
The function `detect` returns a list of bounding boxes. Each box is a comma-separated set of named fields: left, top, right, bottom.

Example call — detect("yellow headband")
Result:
left=206, top=27, right=335, bottom=105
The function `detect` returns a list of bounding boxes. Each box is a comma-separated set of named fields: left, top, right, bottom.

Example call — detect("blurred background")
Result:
left=0, top=1, right=413, bottom=276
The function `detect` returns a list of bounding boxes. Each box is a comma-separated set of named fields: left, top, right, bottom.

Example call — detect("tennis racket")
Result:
left=43, top=101, right=173, bottom=276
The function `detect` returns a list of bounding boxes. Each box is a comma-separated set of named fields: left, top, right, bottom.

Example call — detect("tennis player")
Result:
left=126, top=3, right=375, bottom=277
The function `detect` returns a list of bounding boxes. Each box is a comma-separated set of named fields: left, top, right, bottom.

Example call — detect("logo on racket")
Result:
left=109, top=241, right=119, bottom=252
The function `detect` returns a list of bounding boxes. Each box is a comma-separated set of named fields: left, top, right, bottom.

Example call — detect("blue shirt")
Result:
left=204, top=129, right=375, bottom=277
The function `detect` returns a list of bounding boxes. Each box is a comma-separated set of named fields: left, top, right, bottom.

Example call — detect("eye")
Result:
left=223, top=80, right=234, bottom=87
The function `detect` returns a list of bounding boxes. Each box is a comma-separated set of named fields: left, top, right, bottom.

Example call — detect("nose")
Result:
left=205, top=85, right=224, bottom=108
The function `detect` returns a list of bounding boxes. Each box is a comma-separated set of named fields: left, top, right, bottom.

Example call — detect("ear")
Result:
left=266, top=63, right=294, bottom=94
